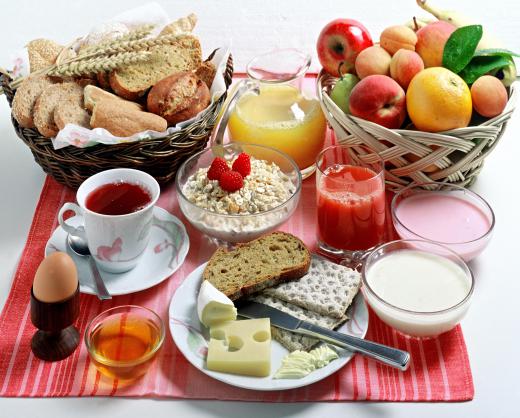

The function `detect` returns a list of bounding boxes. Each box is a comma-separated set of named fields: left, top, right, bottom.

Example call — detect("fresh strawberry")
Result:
left=232, top=153, right=251, bottom=177
left=219, top=170, right=244, bottom=192
left=207, top=157, right=230, bottom=181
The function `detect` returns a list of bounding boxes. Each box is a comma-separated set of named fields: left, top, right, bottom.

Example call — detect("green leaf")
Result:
left=474, top=48, right=520, bottom=58
left=459, top=55, right=512, bottom=84
left=443, top=25, right=483, bottom=73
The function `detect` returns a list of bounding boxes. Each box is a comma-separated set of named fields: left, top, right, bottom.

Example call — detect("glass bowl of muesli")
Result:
left=175, top=143, right=302, bottom=244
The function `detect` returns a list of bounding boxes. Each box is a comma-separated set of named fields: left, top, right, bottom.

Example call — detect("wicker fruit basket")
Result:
left=0, top=53, right=233, bottom=189
left=317, top=70, right=517, bottom=192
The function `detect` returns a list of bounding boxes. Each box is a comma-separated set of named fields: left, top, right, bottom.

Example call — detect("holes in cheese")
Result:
left=207, top=318, right=271, bottom=377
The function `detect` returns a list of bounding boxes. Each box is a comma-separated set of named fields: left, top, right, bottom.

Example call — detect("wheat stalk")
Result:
left=79, top=33, right=188, bottom=59
left=47, top=51, right=151, bottom=77
left=8, top=25, right=188, bottom=89
left=78, top=24, right=155, bottom=56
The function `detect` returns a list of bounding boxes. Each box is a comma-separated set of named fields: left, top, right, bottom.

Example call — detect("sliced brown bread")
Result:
left=96, top=72, right=112, bottom=90
left=203, top=232, right=311, bottom=300
left=195, top=61, right=217, bottom=89
left=90, top=100, right=168, bottom=136
left=54, top=92, right=90, bottom=130
left=83, top=85, right=143, bottom=112
left=27, top=39, right=63, bottom=73
left=33, top=82, right=83, bottom=137
left=12, top=75, right=56, bottom=128
left=109, top=35, right=202, bottom=100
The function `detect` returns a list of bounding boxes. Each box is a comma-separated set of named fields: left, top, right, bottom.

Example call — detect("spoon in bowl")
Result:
left=67, top=226, right=111, bottom=300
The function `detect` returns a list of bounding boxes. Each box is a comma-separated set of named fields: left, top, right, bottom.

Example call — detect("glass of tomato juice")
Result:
left=316, top=144, right=386, bottom=259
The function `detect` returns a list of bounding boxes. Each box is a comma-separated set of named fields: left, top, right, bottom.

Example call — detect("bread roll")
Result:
left=27, top=39, right=63, bottom=73
left=147, top=71, right=210, bottom=125
left=90, top=101, right=167, bottom=137
left=84, top=85, right=143, bottom=112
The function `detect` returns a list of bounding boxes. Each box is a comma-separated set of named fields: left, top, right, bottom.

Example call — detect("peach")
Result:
left=349, top=75, right=407, bottom=129
left=471, top=75, right=508, bottom=117
left=415, top=21, right=456, bottom=68
left=380, top=25, right=418, bottom=55
left=390, top=49, right=424, bottom=89
left=355, top=45, right=391, bottom=79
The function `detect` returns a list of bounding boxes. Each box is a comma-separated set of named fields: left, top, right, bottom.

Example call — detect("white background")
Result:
left=1, top=0, right=519, bottom=417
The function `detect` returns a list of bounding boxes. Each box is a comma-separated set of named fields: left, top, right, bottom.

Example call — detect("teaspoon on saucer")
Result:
left=67, top=226, right=111, bottom=300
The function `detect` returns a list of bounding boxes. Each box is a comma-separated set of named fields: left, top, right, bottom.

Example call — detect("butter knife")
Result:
left=237, top=301, right=410, bottom=371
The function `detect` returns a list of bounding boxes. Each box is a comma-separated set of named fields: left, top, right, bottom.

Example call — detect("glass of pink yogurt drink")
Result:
left=391, top=182, right=495, bottom=262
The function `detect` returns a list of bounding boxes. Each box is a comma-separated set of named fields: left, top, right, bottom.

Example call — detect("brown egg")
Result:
left=33, top=252, right=78, bottom=303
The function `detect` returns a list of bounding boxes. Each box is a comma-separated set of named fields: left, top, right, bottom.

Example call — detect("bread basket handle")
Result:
left=210, top=78, right=260, bottom=145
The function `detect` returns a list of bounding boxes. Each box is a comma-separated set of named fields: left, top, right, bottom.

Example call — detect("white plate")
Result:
left=45, top=206, right=189, bottom=296
left=169, top=263, right=369, bottom=391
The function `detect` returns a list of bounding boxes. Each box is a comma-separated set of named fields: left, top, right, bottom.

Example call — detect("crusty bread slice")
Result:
left=54, top=92, right=90, bottom=130
left=109, top=35, right=202, bottom=100
left=83, top=85, right=143, bottom=112
left=33, top=82, right=83, bottom=137
left=27, top=39, right=63, bottom=73
left=195, top=61, right=217, bottom=89
left=203, top=232, right=311, bottom=300
left=12, top=75, right=56, bottom=128
left=263, top=255, right=361, bottom=319
left=96, top=72, right=112, bottom=90
left=90, top=100, right=167, bottom=136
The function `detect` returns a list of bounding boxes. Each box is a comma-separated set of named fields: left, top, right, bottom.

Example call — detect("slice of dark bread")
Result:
left=203, top=232, right=311, bottom=300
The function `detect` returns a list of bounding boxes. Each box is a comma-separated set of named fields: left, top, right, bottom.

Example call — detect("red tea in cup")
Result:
left=86, top=182, right=152, bottom=215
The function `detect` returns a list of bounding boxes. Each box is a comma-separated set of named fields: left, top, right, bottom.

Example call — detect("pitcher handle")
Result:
left=210, top=78, right=260, bottom=146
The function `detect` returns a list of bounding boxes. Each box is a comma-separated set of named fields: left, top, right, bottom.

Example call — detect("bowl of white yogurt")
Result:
left=361, top=239, right=474, bottom=338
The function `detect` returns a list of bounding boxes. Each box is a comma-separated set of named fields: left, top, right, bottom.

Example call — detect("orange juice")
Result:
left=228, top=84, right=326, bottom=173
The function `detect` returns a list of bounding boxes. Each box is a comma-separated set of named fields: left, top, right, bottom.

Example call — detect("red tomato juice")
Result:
left=317, top=165, right=386, bottom=251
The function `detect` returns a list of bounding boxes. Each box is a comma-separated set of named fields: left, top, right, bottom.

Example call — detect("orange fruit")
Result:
left=406, top=67, right=472, bottom=132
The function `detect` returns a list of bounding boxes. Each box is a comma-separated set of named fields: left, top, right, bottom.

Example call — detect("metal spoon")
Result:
left=67, top=226, right=111, bottom=300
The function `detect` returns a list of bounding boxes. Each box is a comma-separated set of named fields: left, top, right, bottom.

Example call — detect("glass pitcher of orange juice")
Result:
left=215, top=49, right=327, bottom=179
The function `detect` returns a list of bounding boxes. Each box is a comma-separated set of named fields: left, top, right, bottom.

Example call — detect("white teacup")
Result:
left=58, top=169, right=160, bottom=273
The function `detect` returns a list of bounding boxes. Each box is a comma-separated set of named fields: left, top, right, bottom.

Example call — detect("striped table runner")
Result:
left=0, top=171, right=473, bottom=401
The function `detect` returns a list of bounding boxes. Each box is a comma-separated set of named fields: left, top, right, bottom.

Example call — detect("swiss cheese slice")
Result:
left=197, top=280, right=237, bottom=327
left=207, top=318, right=271, bottom=377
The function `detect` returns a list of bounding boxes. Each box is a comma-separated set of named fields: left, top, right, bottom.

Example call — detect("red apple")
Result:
left=349, top=75, right=406, bottom=129
left=317, top=19, right=373, bottom=77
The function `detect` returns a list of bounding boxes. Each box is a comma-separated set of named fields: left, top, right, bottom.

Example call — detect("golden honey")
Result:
left=86, top=307, right=164, bottom=381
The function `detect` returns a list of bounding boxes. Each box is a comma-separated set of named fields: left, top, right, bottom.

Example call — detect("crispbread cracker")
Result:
left=251, top=294, right=348, bottom=351
left=263, top=255, right=361, bottom=318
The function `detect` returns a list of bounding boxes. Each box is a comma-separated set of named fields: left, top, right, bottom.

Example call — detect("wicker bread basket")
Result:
left=317, top=70, right=517, bottom=192
left=0, top=52, right=233, bottom=189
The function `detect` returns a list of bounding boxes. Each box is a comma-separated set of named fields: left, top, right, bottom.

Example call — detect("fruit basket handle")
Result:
left=210, top=79, right=260, bottom=145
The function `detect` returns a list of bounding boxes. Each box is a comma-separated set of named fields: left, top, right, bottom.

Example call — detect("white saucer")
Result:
left=169, top=262, right=369, bottom=391
left=45, top=206, right=189, bottom=296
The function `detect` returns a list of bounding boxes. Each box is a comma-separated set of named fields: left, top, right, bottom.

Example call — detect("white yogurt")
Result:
left=363, top=249, right=472, bottom=337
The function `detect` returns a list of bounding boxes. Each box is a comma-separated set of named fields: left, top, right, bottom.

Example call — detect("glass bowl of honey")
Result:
left=84, top=305, right=165, bottom=381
